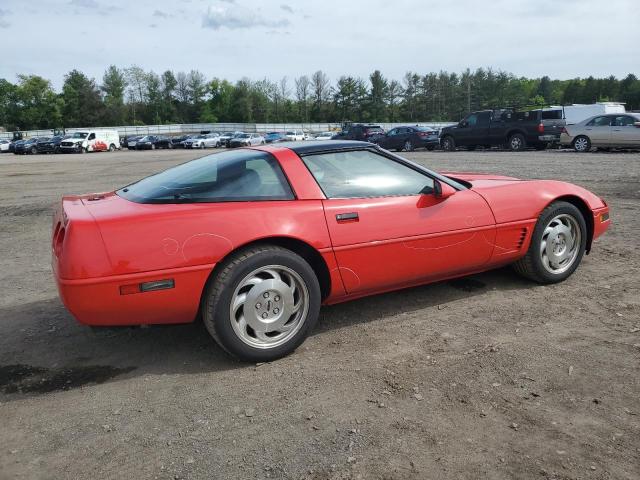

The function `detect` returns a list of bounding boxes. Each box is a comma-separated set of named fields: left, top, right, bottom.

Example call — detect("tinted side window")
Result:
left=477, top=112, right=491, bottom=126
left=301, top=150, right=434, bottom=199
left=587, top=116, right=611, bottom=127
left=466, top=114, right=478, bottom=126
left=613, top=115, right=635, bottom=126
left=118, top=150, right=294, bottom=203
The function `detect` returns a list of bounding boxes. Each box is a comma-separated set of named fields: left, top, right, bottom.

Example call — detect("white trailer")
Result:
left=556, top=102, right=626, bottom=125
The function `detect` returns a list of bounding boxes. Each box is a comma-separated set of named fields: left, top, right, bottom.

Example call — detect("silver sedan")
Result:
left=561, top=113, right=640, bottom=152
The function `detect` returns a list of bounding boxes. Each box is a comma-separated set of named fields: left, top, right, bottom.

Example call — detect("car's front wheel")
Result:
left=573, top=135, right=591, bottom=153
left=441, top=136, right=456, bottom=151
left=513, top=201, right=586, bottom=284
left=202, top=245, right=321, bottom=362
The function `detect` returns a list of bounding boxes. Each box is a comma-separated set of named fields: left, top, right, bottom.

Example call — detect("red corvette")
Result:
left=52, top=141, right=610, bottom=361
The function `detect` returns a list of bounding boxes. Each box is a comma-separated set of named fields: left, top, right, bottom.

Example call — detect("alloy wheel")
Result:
left=539, top=214, right=582, bottom=274
left=229, top=265, right=309, bottom=349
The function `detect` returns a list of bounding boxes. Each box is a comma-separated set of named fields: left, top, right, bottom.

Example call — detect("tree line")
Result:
left=1, top=66, right=639, bottom=131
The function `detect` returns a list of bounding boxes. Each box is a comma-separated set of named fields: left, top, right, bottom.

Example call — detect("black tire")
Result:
left=168, top=142, right=173, bottom=149
left=513, top=201, right=587, bottom=284
left=441, top=136, right=456, bottom=152
left=403, top=140, right=414, bottom=152
left=151, top=144, right=156, bottom=150
left=508, top=133, right=526, bottom=151
left=108, top=144, right=116, bottom=152
left=572, top=135, right=591, bottom=153
left=77, top=145, right=85, bottom=154
left=202, top=245, right=321, bottom=362
left=30, top=147, right=37, bottom=154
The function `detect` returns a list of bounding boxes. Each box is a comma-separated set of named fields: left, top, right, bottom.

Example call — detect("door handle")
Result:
left=336, top=212, right=359, bottom=223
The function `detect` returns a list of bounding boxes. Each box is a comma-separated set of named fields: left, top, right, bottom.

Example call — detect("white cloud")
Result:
left=69, top=0, right=99, bottom=7
left=0, top=8, right=10, bottom=28
left=202, top=5, right=290, bottom=30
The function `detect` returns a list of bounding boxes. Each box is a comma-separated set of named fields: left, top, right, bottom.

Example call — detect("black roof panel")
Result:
left=283, top=140, right=375, bottom=155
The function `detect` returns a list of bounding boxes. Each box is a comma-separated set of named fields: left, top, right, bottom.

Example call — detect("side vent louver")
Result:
left=516, top=228, right=527, bottom=249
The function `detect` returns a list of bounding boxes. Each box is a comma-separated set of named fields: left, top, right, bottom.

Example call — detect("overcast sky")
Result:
left=1, top=0, right=638, bottom=89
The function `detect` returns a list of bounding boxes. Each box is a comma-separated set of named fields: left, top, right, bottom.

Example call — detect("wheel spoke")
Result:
left=231, top=293, right=247, bottom=315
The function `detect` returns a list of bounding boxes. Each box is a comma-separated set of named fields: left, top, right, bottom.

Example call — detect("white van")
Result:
left=285, top=129, right=305, bottom=141
left=556, top=103, right=626, bottom=125
left=59, top=129, right=121, bottom=153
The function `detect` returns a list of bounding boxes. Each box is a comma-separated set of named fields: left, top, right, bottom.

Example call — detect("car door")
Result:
left=300, top=149, right=496, bottom=294
left=611, top=115, right=640, bottom=147
left=455, top=113, right=478, bottom=146
left=471, top=111, right=491, bottom=145
left=583, top=116, right=612, bottom=146
left=379, top=128, right=397, bottom=149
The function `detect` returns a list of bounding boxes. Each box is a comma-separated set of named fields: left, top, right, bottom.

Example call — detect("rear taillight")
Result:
left=537, top=123, right=544, bottom=134
left=54, top=226, right=65, bottom=257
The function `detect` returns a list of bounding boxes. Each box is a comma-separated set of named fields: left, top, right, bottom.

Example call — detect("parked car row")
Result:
left=3, top=129, right=122, bottom=155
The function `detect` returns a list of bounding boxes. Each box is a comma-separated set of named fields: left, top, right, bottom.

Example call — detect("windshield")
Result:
left=117, top=150, right=294, bottom=204
left=71, top=132, right=88, bottom=139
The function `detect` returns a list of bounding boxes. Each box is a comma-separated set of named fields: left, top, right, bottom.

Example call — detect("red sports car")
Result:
left=52, top=141, right=610, bottom=361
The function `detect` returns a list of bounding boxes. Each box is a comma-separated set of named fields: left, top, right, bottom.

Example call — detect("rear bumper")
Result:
left=54, top=264, right=214, bottom=326
left=560, top=133, right=573, bottom=145
left=416, top=137, right=440, bottom=148
left=538, top=134, right=560, bottom=143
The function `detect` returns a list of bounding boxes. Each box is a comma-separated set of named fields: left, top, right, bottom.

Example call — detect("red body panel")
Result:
left=52, top=149, right=610, bottom=327
left=321, top=191, right=495, bottom=294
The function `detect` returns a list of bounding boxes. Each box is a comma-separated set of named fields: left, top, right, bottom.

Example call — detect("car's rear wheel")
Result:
left=441, top=136, right=456, bottom=152
left=573, top=135, right=591, bottom=153
left=202, top=245, right=321, bottom=362
left=200, top=143, right=205, bottom=149
left=508, top=133, right=526, bottom=151
left=108, top=144, right=116, bottom=152
left=513, top=201, right=586, bottom=284
left=30, top=146, right=37, bottom=154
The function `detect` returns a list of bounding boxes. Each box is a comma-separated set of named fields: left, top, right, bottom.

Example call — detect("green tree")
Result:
left=368, top=70, right=388, bottom=121
left=61, top=70, right=104, bottom=127
left=101, top=65, right=126, bottom=125
left=15, top=75, right=62, bottom=129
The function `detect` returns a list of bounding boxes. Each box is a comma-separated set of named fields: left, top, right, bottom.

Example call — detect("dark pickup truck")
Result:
left=439, top=109, right=565, bottom=151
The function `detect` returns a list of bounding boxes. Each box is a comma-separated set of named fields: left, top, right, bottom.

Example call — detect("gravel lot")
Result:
left=0, top=147, right=638, bottom=480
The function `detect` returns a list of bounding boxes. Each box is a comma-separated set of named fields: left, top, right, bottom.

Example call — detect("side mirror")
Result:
left=417, top=180, right=456, bottom=207
left=434, top=179, right=457, bottom=199
left=459, top=121, right=467, bottom=128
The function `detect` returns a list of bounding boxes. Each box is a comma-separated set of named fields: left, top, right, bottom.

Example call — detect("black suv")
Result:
left=336, top=124, right=385, bottom=142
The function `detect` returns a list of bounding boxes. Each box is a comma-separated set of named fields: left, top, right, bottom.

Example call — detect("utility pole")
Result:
left=467, top=78, right=471, bottom=113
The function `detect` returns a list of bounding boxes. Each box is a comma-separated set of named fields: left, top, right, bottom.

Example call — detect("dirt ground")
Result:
left=0, top=146, right=638, bottom=480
